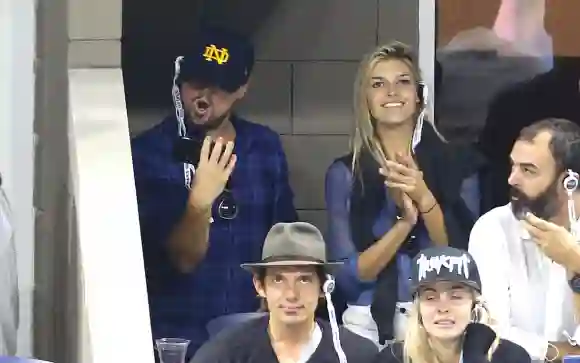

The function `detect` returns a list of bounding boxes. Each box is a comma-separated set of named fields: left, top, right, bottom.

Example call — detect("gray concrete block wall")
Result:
left=67, top=0, right=121, bottom=67
left=239, top=0, right=418, bottom=233
left=128, top=0, right=418, bottom=234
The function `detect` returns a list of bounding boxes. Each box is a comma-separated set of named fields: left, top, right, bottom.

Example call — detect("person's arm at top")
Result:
left=468, top=213, right=550, bottom=361
left=270, top=133, right=298, bottom=223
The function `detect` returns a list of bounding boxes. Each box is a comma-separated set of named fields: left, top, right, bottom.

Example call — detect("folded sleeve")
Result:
left=325, top=160, right=375, bottom=302
left=468, top=213, right=549, bottom=361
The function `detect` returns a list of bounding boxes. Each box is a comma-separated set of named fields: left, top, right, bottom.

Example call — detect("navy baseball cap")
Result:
left=410, top=246, right=482, bottom=296
left=178, top=27, right=255, bottom=93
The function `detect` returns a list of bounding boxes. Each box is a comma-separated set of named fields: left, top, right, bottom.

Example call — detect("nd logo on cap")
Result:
left=203, top=44, right=230, bottom=65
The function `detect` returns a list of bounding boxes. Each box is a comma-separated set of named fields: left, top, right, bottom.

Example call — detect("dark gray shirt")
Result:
left=191, top=316, right=377, bottom=363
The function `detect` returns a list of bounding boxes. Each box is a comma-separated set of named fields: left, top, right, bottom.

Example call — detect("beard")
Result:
left=510, top=179, right=561, bottom=220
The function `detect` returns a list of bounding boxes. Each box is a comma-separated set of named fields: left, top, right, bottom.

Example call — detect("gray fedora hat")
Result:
left=241, top=222, right=343, bottom=272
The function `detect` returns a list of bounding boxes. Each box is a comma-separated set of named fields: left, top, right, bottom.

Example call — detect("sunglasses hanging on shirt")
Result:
left=171, top=56, right=238, bottom=221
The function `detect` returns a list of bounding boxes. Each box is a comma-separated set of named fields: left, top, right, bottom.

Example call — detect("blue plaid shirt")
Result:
left=325, top=160, right=480, bottom=306
left=131, top=115, right=297, bottom=358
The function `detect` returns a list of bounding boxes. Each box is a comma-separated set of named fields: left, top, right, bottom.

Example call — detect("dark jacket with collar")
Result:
left=337, top=122, right=485, bottom=344
left=190, top=316, right=378, bottom=363
left=372, top=323, right=531, bottom=363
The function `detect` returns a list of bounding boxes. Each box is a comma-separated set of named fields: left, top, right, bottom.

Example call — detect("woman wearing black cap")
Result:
left=373, top=246, right=531, bottom=363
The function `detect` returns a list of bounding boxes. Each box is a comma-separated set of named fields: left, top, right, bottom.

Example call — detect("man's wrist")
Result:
left=187, top=195, right=212, bottom=218
left=188, top=185, right=214, bottom=212
left=565, top=245, right=580, bottom=275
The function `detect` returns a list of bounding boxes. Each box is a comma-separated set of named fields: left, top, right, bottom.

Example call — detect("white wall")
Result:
left=68, top=68, right=154, bottom=363
left=0, top=0, right=36, bottom=356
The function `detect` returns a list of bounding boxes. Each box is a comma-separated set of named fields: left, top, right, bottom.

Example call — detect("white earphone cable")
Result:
left=323, top=275, right=347, bottom=363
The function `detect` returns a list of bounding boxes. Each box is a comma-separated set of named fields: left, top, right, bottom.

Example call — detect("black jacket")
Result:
left=338, top=122, right=485, bottom=343
left=190, top=316, right=378, bottom=363
left=372, top=323, right=531, bottom=363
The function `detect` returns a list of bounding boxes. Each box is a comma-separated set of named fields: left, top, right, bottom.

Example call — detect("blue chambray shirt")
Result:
left=131, top=115, right=297, bottom=358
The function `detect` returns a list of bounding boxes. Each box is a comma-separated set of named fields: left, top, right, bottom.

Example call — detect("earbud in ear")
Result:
left=323, top=274, right=335, bottom=294
left=470, top=309, right=480, bottom=323
left=564, top=169, right=579, bottom=194
left=471, top=301, right=484, bottom=323
left=174, top=56, right=184, bottom=79
left=417, top=81, right=428, bottom=107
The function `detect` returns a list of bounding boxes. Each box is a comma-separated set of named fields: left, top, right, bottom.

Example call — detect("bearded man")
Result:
left=469, top=118, right=580, bottom=362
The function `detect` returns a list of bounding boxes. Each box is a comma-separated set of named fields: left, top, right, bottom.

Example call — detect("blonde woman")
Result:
left=325, top=42, right=484, bottom=346
left=373, top=246, right=530, bottom=363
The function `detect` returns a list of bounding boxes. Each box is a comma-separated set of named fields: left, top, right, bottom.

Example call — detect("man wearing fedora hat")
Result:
left=190, top=222, right=377, bottom=363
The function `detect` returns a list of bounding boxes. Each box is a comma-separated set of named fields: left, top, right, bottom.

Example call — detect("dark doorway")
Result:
left=121, top=0, right=282, bottom=109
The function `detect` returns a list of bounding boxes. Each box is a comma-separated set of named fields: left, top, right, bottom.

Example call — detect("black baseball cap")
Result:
left=178, top=26, right=255, bottom=93
left=410, top=246, right=481, bottom=296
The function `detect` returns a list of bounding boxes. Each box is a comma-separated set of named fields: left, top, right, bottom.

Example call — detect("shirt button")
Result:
left=411, top=235, right=416, bottom=240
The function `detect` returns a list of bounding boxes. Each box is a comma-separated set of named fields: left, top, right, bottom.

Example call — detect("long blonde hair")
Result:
left=401, top=293, right=500, bottom=363
left=351, top=41, right=443, bottom=174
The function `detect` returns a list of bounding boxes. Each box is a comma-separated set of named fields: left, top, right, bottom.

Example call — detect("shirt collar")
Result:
left=298, top=323, right=322, bottom=363
left=173, top=113, right=254, bottom=156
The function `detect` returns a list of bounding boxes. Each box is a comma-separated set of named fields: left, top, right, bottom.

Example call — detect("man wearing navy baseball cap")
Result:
left=176, top=26, right=255, bottom=129
left=131, top=26, right=297, bottom=360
